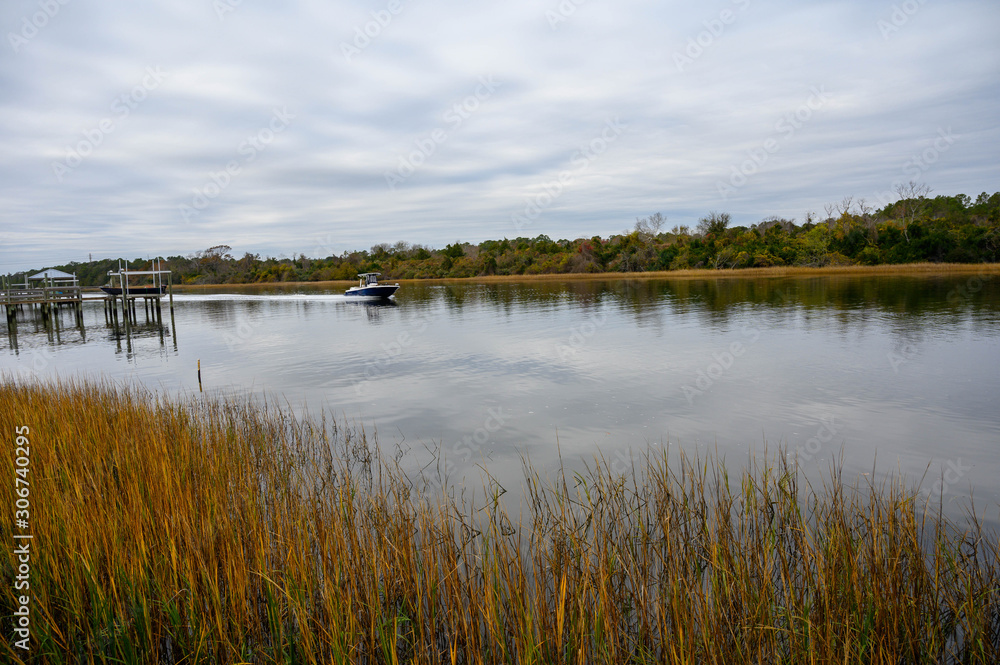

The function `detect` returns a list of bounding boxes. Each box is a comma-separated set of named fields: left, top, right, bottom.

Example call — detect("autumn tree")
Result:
left=634, top=212, right=665, bottom=240
left=697, top=212, right=731, bottom=237
left=893, top=181, right=932, bottom=242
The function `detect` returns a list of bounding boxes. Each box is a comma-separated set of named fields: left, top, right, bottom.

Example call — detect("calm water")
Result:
left=3, top=274, right=1000, bottom=515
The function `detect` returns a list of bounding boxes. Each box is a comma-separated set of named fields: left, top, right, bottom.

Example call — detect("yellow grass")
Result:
left=1, top=378, right=998, bottom=663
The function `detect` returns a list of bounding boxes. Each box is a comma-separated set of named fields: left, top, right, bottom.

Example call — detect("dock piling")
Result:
left=2, top=261, right=172, bottom=342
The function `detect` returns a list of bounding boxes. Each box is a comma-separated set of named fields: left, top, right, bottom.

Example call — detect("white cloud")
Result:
left=0, top=0, right=997, bottom=270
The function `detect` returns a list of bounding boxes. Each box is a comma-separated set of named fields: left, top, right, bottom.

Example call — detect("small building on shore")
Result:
left=29, top=268, right=78, bottom=287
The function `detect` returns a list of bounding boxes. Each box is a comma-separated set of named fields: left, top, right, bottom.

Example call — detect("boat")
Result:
left=100, top=285, right=167, bottom=296
left=344, top=273, right=399, bottom=299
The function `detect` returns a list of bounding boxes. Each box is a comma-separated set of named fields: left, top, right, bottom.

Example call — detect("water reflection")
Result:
left=396, top=274, right=1000, bottom=328
left=347, top=299, right=398, bottom=324
left=1, top=274, right=998, bottom=524
left=1, top=296, right=175, bottom=363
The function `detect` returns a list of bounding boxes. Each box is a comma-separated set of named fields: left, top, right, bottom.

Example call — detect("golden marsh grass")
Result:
left=1, top=379, right=998, bottom=663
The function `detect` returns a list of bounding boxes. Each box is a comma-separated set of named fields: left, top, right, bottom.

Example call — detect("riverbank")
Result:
left=2, top=379, right=997, bottom=663
left=172, top=262, right=1000, bottom=291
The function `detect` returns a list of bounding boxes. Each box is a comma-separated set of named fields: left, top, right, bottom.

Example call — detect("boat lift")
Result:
left=105, top=259, right=174, bottom=326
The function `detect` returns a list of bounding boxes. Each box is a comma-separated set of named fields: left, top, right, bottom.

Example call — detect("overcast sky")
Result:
left=1, top=0, right=997, bottom=271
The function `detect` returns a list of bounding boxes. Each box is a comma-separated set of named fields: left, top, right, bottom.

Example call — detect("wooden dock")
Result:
left=2, top=260, right=174, bottom=330
left=3, top=285, right=88, bottom=324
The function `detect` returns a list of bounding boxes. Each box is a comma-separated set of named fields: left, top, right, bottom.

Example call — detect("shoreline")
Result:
left=171, top=261, right=1000, bottom=290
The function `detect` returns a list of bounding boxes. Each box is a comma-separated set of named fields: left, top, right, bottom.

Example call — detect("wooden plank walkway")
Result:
left=0, top=286, right=109, bottom=305
left=3, top=286, right=172, bottom=328
left=4, top=261, right=174, bottom=329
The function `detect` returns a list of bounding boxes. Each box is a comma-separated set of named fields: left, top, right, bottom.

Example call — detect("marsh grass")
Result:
left=1, top=379, right=998, bottom=663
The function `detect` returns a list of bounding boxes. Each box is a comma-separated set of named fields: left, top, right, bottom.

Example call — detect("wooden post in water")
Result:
left=4, top=275, right=12, bottom=328
left=4, top=276, right=13, bottom=331
left=169, top=299, right=177, bottom=350
left=53, top=307, right=62, bottom=345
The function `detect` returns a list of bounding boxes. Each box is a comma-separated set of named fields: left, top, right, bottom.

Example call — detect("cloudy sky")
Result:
left=1, top=0, right=997, bottom=271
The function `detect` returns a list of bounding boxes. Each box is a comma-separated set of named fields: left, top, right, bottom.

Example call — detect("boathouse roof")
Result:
left=29, top=268, right=75, bottom=280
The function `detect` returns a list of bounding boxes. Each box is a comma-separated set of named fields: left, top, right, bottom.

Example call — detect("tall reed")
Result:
left=1, top=378, right=997, bottom=663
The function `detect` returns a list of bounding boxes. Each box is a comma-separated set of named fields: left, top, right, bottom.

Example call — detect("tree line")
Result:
left=18, top=189, right=1000, bottom=286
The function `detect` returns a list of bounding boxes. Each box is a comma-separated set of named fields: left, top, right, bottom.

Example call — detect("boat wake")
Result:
left=170, top=293, right=355, bottom=303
